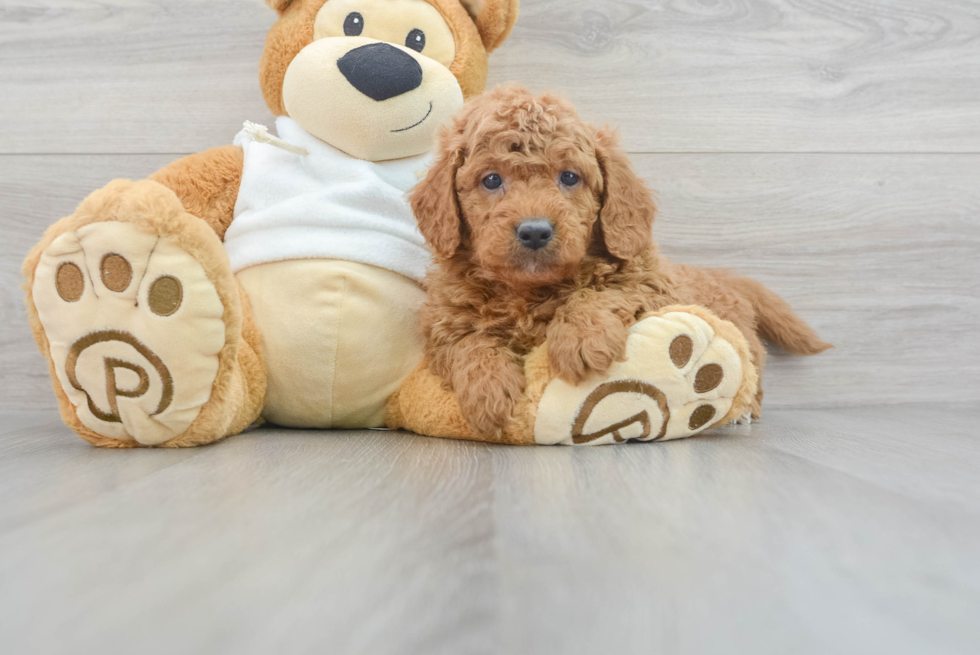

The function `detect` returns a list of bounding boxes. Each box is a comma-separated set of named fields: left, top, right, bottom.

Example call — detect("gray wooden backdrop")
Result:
left=2, top=0, right=978, bottom=412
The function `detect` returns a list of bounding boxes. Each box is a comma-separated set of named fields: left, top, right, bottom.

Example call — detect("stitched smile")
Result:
left=391, top=102, right=433, bottom=133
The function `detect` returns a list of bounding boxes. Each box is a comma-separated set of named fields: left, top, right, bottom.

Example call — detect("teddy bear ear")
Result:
left=460, top=0, right=520, bottom=53
left=265, top=0, right=296, bottom=14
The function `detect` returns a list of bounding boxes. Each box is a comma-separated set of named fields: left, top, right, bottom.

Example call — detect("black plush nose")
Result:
left=337, top=43, right=423, bottom=102
left=516, top=219, right=554, bottom=251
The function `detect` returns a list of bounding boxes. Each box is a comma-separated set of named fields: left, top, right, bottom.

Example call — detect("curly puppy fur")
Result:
left=412, top=85, right=831, bottom=437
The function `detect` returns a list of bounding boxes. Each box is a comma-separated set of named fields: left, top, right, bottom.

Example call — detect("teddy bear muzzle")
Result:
left=337, top=42, right=423, bottom=101
left=282, top=35, right=464, bottom=162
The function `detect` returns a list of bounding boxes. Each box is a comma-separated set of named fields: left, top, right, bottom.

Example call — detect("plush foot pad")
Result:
left=533, top=309, right=752, bottom=446
left=32, top=221, right=227, bottom=445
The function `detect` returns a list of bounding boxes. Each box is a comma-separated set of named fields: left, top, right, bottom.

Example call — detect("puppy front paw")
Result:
left=547, top=319, right=629, bottom=385
left=454, top=353, right=526, bottom=438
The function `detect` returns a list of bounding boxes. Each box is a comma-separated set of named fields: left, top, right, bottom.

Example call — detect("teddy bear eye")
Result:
left=482, top=173, right=503, bottom=190
left=559, top=171, right=580, bottom=187
left=406, top=29, right=426, bottom=52
left=343, top=12, right=364, bottom=37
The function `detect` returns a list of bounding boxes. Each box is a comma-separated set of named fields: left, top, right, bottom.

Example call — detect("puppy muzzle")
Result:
left=515, top=219, right=554, bottom=251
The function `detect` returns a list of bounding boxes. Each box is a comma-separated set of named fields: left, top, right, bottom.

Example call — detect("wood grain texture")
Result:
left=2, top=1, right=980, bottom=154
left=0, top=0, right=278, bottom=155
left=636, top=152, right=980, bottom=408
left=0, top=406, right=978, bottom=654
left=3, top=153, right=977, bottom=411
left=499, top=0, right=980, bottom=153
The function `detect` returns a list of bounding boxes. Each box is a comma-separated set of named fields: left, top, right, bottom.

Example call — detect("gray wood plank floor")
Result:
left=1, top=407, right=978, bottom=654
left=4, top=0, right=980, bottom=154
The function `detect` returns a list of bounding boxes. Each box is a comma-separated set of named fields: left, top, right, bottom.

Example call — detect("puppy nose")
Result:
left=337, top=43, right=423, bottom=102
left=516, top=219, right=554, bottom=251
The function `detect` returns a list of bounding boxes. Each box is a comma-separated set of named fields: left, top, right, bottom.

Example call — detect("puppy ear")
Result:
left=594, top=127, right=656, bottom=260
left=412, top=142, right=464, bottom=259
left=460, top=0, right=520, bottom=52
left=265, top=0, right=296, bottom=14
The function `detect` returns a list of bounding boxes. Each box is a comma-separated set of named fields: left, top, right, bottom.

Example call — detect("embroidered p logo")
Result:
left=64, top=330, right=174, bottom=424
left=570, top=380, right=669, bottom=444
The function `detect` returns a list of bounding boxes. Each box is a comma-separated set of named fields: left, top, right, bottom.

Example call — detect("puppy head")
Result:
left=261, top=0, right=519, bottom=161
left=412, top=85, right=656, bottom=287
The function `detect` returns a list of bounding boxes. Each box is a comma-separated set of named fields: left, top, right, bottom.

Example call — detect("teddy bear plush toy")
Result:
left=23, top=0, right=759, bottom=448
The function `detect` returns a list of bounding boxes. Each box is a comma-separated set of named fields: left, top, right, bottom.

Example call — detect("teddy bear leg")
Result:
left=743, top=328, right=767, bottom=420
left=23, top=179, right=265, bottom=447
left=530, top=306, right=758, bottom=445
left=386, top=306, right=757, bottom=446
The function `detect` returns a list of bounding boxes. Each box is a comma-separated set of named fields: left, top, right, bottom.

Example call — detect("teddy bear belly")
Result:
left=236, top=258, right=425, bottom=428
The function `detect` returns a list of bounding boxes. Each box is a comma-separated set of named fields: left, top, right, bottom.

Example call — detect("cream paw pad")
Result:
left=32, top=219, right=228, bottom=446
left=533, top=307, right=757, bottom=446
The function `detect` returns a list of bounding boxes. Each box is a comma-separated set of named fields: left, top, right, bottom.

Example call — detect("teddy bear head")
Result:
left=261, top=0, right=519, bottom=161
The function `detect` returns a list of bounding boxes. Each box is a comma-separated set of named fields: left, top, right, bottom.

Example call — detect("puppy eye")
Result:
left=343, top=12, right=364, bottom=37
left=559, top=171, right=580, bottom=187
left=406, top=29, right=426, bottom=52
left=482, top=173, right=503, bottom=190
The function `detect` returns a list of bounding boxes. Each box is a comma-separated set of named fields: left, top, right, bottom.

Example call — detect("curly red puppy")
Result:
left=412, top=85, right=830, bottom=437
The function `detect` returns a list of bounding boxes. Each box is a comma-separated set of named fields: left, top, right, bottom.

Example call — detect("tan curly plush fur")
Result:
left=409, top=86, right=831, bottom=438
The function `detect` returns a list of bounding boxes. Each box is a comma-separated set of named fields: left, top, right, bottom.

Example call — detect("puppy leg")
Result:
left=441, top=336, right=526, bottom=438
left=546, top=290, right=635, bottom=384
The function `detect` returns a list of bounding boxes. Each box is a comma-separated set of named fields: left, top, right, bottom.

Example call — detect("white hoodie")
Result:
left=225, top=116, right=433, bottom=282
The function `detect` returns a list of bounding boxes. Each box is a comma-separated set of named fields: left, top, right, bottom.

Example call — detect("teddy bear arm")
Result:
left=148, top=145, right=245, bottom=241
